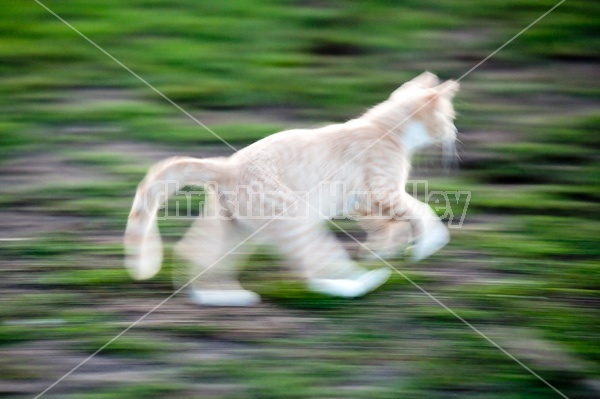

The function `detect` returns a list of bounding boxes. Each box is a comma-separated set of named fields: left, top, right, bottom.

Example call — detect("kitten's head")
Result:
left=392, top=72, right=460, bottom=166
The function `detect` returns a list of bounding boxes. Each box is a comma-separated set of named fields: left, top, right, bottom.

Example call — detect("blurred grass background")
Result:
left=1, top=0, right=599, bottom=398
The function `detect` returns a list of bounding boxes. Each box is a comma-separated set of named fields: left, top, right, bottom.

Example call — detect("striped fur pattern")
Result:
left=124, top=72, right=459, bottom=306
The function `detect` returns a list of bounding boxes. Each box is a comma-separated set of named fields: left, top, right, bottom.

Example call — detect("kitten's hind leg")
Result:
left=259, top=220, right=391, bottom=298
left=175, top=215, right=260, bottom=307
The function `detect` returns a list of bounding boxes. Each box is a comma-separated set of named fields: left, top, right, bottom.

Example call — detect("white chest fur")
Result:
left=401, top=121, right=432, bottom=153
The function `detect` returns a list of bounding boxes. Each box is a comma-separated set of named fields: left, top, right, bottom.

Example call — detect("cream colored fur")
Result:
left=124, top=72, right=459, bottom=306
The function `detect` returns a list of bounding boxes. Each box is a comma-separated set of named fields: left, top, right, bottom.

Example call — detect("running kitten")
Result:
left=124, top=72, right=459, bottom=306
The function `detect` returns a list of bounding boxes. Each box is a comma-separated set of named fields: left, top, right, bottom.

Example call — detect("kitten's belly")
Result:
left=307, top=182, right=362, bottom=220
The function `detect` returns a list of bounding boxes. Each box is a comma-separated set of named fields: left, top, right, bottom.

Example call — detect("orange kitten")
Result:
left=124, top=72, right=459, bottom=306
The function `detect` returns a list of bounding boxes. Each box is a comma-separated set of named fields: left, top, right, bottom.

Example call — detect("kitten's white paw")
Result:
left=410, top=221, right=449, bottom=262
left=308, top=278, right=364, bottom=298
left=357, top=267, right=392, bottom=294
left=308, top=267, right=391, bottom=298
left=189, top=289, right=261, bottom=307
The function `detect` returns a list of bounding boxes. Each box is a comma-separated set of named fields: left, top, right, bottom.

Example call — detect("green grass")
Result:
left=2, top=0, right=599, bottom=153
left=75, top=383, right=184, bottom=399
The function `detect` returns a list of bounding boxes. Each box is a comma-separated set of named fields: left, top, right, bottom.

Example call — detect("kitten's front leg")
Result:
left=258, top=220, right=391, bottom=298
left=357, top=219, right=412, bottom=260
left=367, top=187, right=449, bottom=261
left=395, top=193, right=449, bottom=261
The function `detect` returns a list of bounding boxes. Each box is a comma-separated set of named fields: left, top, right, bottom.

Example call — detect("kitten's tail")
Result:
left=124, top=156, right=229, bottom=280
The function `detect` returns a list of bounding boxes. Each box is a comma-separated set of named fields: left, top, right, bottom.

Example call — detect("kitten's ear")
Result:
left=435, top=80, right=460, bottom=98
left=411, top=71, right=439, bottom=88
left=419, top=81, right=459, bottom=109
left=419, top=88, right=441, bottom=108
left=391, top=71, right=439, bottom=99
